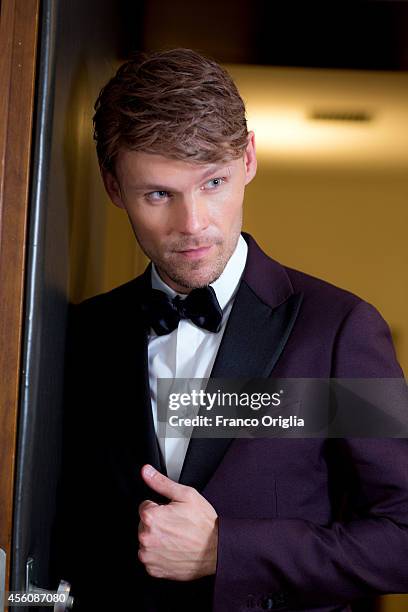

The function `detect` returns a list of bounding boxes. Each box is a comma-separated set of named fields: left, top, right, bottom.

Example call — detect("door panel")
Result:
left=0, top=0, right=40, bottom=599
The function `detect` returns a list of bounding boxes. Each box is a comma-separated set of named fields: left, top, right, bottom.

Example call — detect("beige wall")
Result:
left=243, top=165, right=408, bottom=374
left=65, top=61, right=148, bottom=305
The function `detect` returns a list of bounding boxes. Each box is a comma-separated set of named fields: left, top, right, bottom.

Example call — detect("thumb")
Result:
left=141, top=464, right=190, bottom=502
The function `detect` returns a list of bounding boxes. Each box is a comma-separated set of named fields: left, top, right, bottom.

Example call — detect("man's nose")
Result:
left=173, top=196, right=209, bottom=235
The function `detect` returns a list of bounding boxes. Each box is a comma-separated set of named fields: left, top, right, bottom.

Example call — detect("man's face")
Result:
left=103, top=132, right=257, bottom=293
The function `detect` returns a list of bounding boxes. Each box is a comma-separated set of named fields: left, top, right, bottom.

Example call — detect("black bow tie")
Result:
left=140, top=286, right=223, bottom=336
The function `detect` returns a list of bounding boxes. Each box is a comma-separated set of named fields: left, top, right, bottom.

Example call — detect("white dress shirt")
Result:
left=148, top=234, right=248, bottom=481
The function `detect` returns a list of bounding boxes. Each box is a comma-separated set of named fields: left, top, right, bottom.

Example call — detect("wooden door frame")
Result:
left=0, top=0, right=40, bottom=590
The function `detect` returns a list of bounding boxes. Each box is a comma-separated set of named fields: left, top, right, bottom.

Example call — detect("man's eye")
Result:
left=146, top=190, right=169, bottom=201
left=203, top=177, right=226, bottom=190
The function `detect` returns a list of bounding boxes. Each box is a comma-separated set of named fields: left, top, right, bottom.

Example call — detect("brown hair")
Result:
left=93, top=48, right=248, bottom=173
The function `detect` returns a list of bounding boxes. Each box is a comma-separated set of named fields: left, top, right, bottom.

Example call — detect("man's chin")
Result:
left=160, top=265, right=223, bottom=291
left=167, top=274, right=218, bottom=291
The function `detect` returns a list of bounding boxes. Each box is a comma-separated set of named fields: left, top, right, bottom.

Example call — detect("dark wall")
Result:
left=123, top=0, right=408, bottom=70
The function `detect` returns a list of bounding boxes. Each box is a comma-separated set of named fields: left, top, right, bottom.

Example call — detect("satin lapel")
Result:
left=210, top=282, right=303, bottom=379
left=178, top=279, right=303, bottom=490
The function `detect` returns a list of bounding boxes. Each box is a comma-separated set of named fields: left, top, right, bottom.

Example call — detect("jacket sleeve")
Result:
left=213, top=301, right=408, bottom=611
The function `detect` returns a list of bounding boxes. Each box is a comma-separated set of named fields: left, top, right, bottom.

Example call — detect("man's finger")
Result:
left=141, top=464, right=192, bottom=502
left=138, top=499, right=159, bottom=527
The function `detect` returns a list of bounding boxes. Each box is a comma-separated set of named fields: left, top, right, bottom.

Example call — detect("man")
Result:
left=59, top=48, right=408, bottom=611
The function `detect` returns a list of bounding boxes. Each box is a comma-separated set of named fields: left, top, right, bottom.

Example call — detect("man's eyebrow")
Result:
left=128, top=165, right=232, bottom=192
left=128, top=183, right=174, bottom=192
left=199, top=164, right=232, bottom=182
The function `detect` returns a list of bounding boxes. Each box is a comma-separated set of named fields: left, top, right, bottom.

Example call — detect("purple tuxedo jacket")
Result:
left=57, top=233, right=408, bottom=612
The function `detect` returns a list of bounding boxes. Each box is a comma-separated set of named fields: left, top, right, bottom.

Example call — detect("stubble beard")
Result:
left=160, top=247, right=228, bottom=290
left=135, top=228, right=242, bottom=291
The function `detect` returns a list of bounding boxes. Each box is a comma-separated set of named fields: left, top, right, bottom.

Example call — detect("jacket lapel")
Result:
left=179, top=234, right=303, bottom=489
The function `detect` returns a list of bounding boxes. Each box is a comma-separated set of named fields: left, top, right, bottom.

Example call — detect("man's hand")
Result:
left=138, top=464, right=218, bottom=581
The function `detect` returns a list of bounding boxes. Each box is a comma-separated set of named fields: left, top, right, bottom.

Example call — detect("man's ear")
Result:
left=243, top=131, right=257, bottom=186
left=101, top=169, right=126, bottom=209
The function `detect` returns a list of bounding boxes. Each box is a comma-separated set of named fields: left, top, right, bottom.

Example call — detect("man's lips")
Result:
left=175, top=245, right=213, bottom=260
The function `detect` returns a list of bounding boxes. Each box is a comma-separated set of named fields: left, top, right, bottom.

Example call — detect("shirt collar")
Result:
left=151, top=234, right=248, bottom=311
